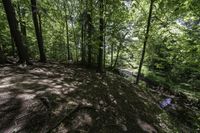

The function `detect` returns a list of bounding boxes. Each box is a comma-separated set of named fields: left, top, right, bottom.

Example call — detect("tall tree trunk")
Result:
left=81, top=24, right=86, bottom=64
left=97, top=0, right=104, bottom=72
left=2, top=0, right=30, bottom=64
left=113, top=42, right=122, bottom=69
left=112, top=32, right=128, bottom=69
left=64, top=1, right=71, bottom=62
left=103, top=0, right=107, bottom=69
left=72, top=22, right=78, bottom=62
left=31, top=0, right=46, bottom=62
left=17, top=3, right=27, bottom=43
left=80, top=0, right=86, bottom=64
left=110, top=43, right=113, bottom=67
left=136, top=0, right=154, bottom=84
left=86, top=0, right=93, bottom=67
left=66, top=16, right=71, bottom=61
left=0, top=43, right=6, bottom=64
left=21, top=10, right=27, bottom=40
left=103, top=26, right=106, bottom=69
left=70, top=1, right=78, bottom=62
left=11, top=38, right=15, bottom=57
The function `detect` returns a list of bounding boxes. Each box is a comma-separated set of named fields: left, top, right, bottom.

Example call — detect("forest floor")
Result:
left=0, top=63, right=199, bottom=133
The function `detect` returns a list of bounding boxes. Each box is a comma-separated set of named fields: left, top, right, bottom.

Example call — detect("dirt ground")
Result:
left=0, top=63, right=199, bottom=133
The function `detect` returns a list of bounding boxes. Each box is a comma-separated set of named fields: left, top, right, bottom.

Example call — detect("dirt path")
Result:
left=0, top=63, right=198, bottom=133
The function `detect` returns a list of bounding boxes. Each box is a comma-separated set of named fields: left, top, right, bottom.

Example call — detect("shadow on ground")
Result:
left=0, top=63, right=196, bottom=133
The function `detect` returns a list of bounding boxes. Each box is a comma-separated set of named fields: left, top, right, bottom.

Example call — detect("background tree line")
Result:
left=0, top=0, right=200, bottom=89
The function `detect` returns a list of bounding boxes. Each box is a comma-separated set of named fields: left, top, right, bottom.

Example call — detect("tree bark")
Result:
left=103, top=0, right=107, bottom=69
left=0, top=43, right=6, bottom=64
left=64, top=1, right=71, bottom=62
left=70, top=1, right=78, bottom=62
left=87, top=13, right=92, bottom=66
left=86, top=0, right=93, bottom=67
left=113, top=42, right=122, bottom=69
left=81, top=24, right=86, bottom=64
left=97, top=0, right=104, bottom=72
left=112, top=32, right=128, bottom=69
left=11, top=38, right=15, bottom=57
left=110, top=43, right=113, bottom=67
left=103, top=26, right=106, bottom=69
left=72, top=21, right=78, bottom=62
left=2, top=0, right=30, bottom=64
left=66, top=15, right=71, bottom=61
left=17, top=3, right=27, bottom=43
left=136, top=0, right=154, bottom=84
left=31, top=0, right=46, bottom=62
left=80, top=0, right=86, bottom=64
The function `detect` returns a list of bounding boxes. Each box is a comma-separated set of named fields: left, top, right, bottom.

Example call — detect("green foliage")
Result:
left=0, top=0, right=199, bottom=93
left=1, top=0, right=200, bottom=131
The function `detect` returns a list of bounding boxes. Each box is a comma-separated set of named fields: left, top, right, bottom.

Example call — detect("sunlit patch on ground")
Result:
left=0, top=64, right=199, bottom=132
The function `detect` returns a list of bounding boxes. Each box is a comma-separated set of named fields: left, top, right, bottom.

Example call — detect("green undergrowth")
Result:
left=143, top=69, right=200, bottom=101
left=115, top=66, right=200, bottom=132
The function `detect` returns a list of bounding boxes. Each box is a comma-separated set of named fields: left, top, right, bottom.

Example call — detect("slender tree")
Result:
left=17, top=2, right=27, bottom=43
left=113, top=32, right=128, bottom=68
left=0, top=42, right=6, bottom=64
left=81, top=22, right=86, bottom=64
left=103, top=0, right=107, bottom=69
left=70, top=0, right=78, bottom=62
left=72, top=23, right=78, bottom=63
left=110, top=43, right=114, bottom=67
left=31, top=0, right=46, bottom=62
left=63, top=1, right=71, bottom=62
left=2, top=0, right=30, bottom=64
left=113, top=42, right=122, bottom=69
left=80, top=0, right=86, bottom=64
left=87, top=0, right=93, bottom=67
left=11, top=38, right=15, bottom=57
left=97, top=0, right=104, bottom=72
left=136, top=0, right=154, bottom=84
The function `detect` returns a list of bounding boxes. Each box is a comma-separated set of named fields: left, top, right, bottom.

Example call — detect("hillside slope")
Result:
left=0, top=63, right=199, bottom=133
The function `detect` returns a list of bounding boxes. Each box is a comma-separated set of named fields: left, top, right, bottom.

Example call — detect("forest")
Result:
left=0, top=0, right=200, bottom=132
